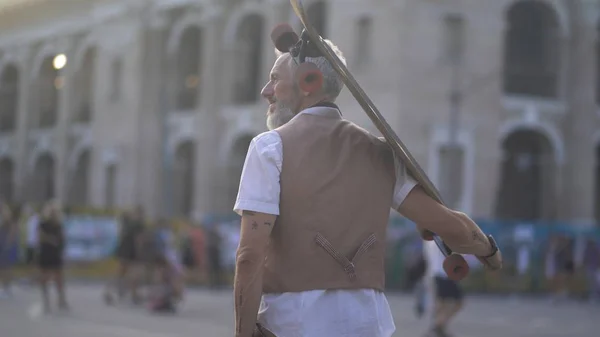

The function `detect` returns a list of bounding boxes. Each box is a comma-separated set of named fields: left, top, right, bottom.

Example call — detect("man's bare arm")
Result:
left=397, top=186, right=496, bottom=258
left=234, top=210, right=276, bottom=337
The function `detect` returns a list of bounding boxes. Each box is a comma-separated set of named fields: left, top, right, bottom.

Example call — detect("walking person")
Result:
left=0, top=203, right=17, bottom=298
left=231, top=29, right=502, bottom=337
left=423, top=240, right=465, bottom=337
left=147, top=219, right=185, bottom=312
left=105, top=207, right=145, bottom=305
left=24, top=204, right=40, bottom=283
left=37, top=200, right=69, bottom=313
left=552, top=235, right=575, bottom=302
left=583, top=238, right=600, bottom=303
left=206, top=223, right=223, bottom=289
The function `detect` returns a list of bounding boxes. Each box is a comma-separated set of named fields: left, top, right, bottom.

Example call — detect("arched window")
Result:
left=175, top=27, right=202, bottom=110
left=0, top=64, right=19, bottom=132
left=503, top=1, right=560, bottom=98
left=233, top=15, right=264, bottom=104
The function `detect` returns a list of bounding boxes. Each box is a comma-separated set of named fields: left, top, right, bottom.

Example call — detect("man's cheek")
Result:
left=275, top=82, right=292, bottom=96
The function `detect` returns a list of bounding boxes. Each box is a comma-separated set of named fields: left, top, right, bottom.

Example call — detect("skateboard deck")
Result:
left=289, top=0, right=453, bottom=257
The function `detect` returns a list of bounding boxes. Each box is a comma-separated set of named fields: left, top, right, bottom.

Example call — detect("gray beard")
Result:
left=266, top=102, right=296, bottom=130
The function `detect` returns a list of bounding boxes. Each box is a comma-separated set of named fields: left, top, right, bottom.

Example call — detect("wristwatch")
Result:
left=482, top=234, right=499, bottom=258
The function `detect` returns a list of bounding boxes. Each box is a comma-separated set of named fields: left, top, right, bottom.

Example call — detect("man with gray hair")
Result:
left=233, top=31, right=500, bottom=337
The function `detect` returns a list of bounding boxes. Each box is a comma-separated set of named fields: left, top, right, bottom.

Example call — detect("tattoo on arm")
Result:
left=251, top=221, right=258, bottom=230
left=472, top=230, right=487, bottom=244
left=263, top=222, right=272, bottom=227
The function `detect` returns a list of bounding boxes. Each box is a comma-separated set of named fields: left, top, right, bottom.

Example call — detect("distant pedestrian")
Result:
left=423, top=240, right=464, bottom=337
left=0, top=203, right=17, bottom=298
left=37, top=200, right=68, bottom=313
left=583, top=238, right=600, bottom=303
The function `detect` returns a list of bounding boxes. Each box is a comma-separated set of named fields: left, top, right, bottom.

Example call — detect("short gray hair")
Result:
left=275, top=39, right=347, bottom=101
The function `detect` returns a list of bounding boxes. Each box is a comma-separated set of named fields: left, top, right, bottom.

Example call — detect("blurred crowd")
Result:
left=0, top=199, right=240, bottom=311
left=1, top=200, right=599, bottom=306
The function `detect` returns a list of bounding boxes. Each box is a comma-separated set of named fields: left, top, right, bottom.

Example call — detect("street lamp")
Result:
left=439, top=15, right=466, bottom=210
left=53, top=54, right=67, bottom=70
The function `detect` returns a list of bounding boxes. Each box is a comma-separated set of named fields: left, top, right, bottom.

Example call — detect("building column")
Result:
left=13, top=47, right=33, bottom=202
left=54, top=40, right=76, bottom=205
left=195, top=8, right=228, bottom=217
left=133, top=14, right=170, bottom=219
left=560, top=8, right=598, bottom=221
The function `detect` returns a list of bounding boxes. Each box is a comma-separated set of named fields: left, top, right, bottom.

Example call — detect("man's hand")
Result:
left=234, top=210, right=277, bottom=337
left=475, top=235, right=502, bottom=271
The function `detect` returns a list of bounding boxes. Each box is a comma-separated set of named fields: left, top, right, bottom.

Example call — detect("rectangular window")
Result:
left=442, top=14, right=465, bottom=65
left=110, top=58, right=122, bottom=103
left=355, top=17, right=372, bottom=68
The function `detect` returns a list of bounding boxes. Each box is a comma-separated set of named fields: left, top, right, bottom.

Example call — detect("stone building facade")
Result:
left=0, top=0, right=599, bottom=224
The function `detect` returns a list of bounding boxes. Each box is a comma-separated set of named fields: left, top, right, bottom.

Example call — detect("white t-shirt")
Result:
left=27, top=214, right=40, bottom=247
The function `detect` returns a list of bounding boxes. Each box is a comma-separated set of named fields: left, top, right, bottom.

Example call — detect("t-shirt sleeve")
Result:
left=233, top=131, right=283, bottom=216
left=391, top=150, right=419, bottom=210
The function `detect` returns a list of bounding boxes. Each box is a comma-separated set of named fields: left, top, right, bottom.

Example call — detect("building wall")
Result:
left=0, top=0, right=598, bottom=222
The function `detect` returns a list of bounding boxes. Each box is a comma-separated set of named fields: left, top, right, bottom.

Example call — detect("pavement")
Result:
left=0, top=283, right=598, bottom=337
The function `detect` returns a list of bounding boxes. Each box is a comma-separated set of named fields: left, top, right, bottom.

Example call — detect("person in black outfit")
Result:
left=105, top=206, right=145, bottom=304
left=37, top=200, right=68, bottom=313
left=206, top=223, right=223, bottom=288
left=552, top=235, right=575, bottom=302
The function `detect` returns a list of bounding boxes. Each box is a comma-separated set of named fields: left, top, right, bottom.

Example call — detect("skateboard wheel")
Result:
left=295, top=62, right=323, bottom=94
left=271, top=23, right=299, bottom=53
left=443, top=253, right=469, bottom=281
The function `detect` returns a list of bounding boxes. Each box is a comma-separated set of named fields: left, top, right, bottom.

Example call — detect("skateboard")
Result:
left=277, top=0, right=469, bottom=280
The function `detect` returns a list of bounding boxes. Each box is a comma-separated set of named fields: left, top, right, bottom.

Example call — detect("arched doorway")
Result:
left=0, top=64, right=19, bottom=132
left=30, top=153, right=55, bottom=203
left=73, top=48, right=96, bottom=123
left=495, top=129, right=556, bottom=221
left=228, top=135, right=254, bottom=206
left=105, top=163, right=117, bottom=209
left=232, top=15, right=264, bottom=104
left=173, top=141, right=196, bottom=217
left=0, top=158, right=14, bottom=201
left=595, top=144, right=600, bottom=224
left=68, top=150, right=91, bottom=207
left=174, top=27, right=203, bottom=110
left=503, top=0, right=560, bottom=98
left=34, top=56, right=60, bottom=128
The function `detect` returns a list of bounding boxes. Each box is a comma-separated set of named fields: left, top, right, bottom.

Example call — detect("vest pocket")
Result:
left=314, top=233, right=377, bottom=280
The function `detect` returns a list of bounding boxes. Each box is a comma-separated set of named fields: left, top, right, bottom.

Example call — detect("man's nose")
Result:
left=261, top=83, right=273, bottom=99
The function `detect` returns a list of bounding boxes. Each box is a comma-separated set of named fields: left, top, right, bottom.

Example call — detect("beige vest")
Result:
left=263, top=110, right=396, bottom=294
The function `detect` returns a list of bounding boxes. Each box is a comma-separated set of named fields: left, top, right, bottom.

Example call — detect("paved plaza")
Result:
left=0, top=283, right=598, bottom=337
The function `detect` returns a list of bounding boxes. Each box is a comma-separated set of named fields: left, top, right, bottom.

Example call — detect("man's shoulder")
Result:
left=343, top=122, right=392, bottom=156
left=246, top=131, right=283, bottom=160
left=251, top=130, right=282, bottom=148
left=340, top=119, right=387, bottom=143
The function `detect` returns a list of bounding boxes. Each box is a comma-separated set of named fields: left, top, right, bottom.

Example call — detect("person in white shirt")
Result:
left=26, top=206, right=40, bottom=266
left=232, top=29, right=501, bottom=337
left=423, top=240, right=464, bottom=337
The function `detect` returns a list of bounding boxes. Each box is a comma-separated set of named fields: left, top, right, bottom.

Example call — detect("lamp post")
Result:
left=440, top=16, right=466, bottom=211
